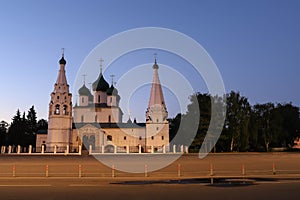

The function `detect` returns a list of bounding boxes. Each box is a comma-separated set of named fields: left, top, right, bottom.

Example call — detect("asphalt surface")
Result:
left=0, top=177, right=300, bottom=200
left=0, top=153, right=300, bottom=199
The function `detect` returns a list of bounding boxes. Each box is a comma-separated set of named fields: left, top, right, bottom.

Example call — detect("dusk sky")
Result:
left=0, top=0, right=299, bottom=123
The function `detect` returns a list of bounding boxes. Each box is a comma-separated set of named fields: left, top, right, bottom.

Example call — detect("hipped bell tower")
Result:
left=46, top=50, right=73, bottom=151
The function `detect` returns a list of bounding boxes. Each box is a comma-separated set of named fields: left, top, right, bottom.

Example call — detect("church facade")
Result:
left=36, top=53, right=169, bottom=153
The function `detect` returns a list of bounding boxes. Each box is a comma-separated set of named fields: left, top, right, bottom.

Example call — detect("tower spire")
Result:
left=146, top=57, right=168, bottom=122
left=57, top=49, right=67, bottom=84
left=148, top=58, right=165, bottom=108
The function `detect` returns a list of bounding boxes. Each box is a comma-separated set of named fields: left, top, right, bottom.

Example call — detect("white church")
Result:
left=36, top=53, right=170, bottom=153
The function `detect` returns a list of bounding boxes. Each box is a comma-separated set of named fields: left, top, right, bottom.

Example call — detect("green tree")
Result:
left=8, top=106, right=39, bottom=147
left=185, top=93, right=210, bottom=151
left=25, top=106, right=37, bottom=146
left=168, top=91, right=300, bottom=153
left=223, top=91, right=251, bottom=152
left=0, top=120, right=9, bottom=146
left=37, top=119, right=48, bottom=131
left=275, top=103, right=300, bottom=147
left=26, top=106, right=37, bottom=134
left=253, top=103, right=274, bottom=151
left=169, top=114, right=182, bottom=142
left=8, top=109, right=24, bottom=146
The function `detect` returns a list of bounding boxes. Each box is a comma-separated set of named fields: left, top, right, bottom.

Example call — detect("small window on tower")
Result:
left=98, top=95, right=100, bottom=103
left=151, top=136, right=154, bottom=140
left=57, top=96, right=59, bottom=100
left=95, top=115, right=98, bottom=122
left=139, top=136, right=142, bottom=140
left=162, top=136, right=164, bottom=140
left=63, top=105, right=67, bottom=115
left=82, top=97, right=84, bottom=103
left=55, top=105, right=60, bottom=114
left=124, top=136, right=127, bottom=140
left=156, top=119, right=159, bottom=122
left=81, top=115, right=84, bottom=122
left=108, top=115, right=111, bottom=123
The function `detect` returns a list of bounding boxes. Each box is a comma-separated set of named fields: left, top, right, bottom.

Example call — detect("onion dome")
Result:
left=106, top=85, right=119, bottom=96
left=78, top=84, right=91, bottom=96
left=92, top=73, right=109, bottom=92
left=153, top=58, right=159, bottom=69
left=59, top=56, right=66, bottom=65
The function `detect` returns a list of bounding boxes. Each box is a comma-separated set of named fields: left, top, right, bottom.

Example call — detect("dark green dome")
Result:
left=92, top=73, right=109, bottom=92
left=106, top=85, right=118, bottom=95
left=78, top=84, right=91, bottom=96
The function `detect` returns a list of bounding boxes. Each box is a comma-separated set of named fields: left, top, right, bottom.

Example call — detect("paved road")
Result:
left=0, top=177, right=299, bottom=200
left=0, top=153, right=300, bottom=199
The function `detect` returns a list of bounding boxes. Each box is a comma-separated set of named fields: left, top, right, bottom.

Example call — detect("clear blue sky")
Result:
left=0, top=0, right=299, bottom=123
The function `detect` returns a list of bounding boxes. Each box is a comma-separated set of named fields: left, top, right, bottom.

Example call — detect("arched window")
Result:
left=63, top=105, right=67, bottom=115
left=81, top=115, right=84, bottom=122
left=107, top=135, right=112, bottom=141
left=108, top=115, right=111, bottom=123
left=55, top=105, right=60, bottom=114
left=162, top=136, right=164, bottom=140
left=151, top=136, right=154, bottom=140
left=82, top=97, right=84, bottom=103
left=124, top=136, right=127, bottom=140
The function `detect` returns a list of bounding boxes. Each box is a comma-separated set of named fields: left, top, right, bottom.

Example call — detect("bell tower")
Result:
left=145, top=57, right=169, bottom=149
left=46, top=50, right=72, bottom=151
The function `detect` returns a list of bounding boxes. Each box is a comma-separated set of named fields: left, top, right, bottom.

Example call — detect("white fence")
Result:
left=0, top=144, right=189, bottom=155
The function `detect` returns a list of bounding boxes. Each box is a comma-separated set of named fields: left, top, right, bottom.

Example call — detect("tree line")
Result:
left=0, top=106, right=48, bottom=147
left=169, top=91, right=300, bottom=152
left=1, top=93, right=299, bottom=152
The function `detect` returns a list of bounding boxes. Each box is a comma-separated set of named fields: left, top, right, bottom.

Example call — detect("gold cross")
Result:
left=154, top=53, right=158, bottom=63
left=110, top=74, right=115, bottom=85
left=82, top=74, right=87, bottom=84
left=61, top=48, right=65, bottom=57
left=98, top=58, right=104, bottom=73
